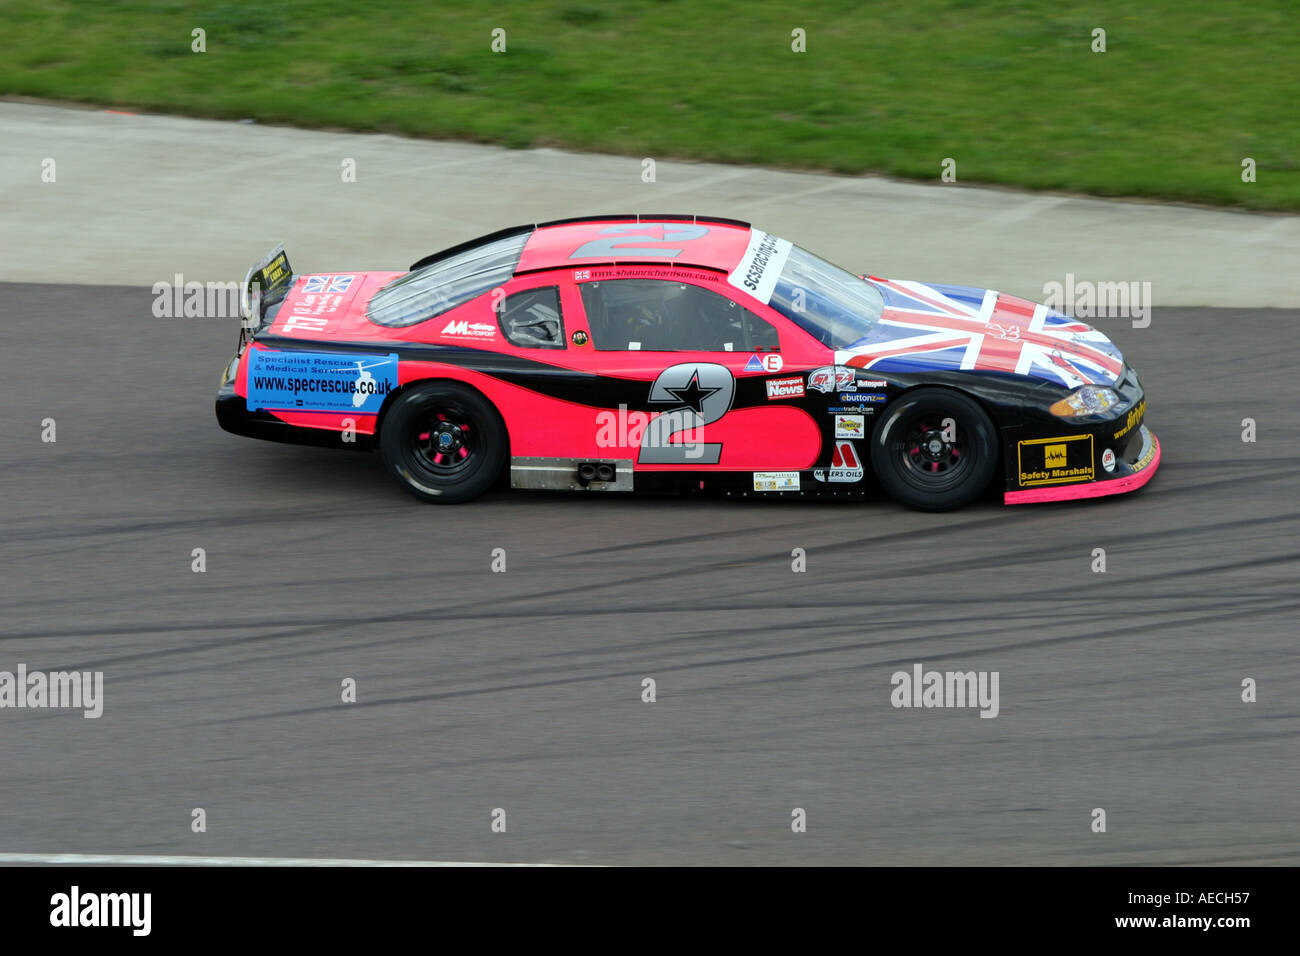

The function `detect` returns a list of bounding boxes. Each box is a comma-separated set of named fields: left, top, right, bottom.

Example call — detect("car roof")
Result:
left=515, top=215, right=754, bottom=275
left=409, top=215, right=756, bottom=277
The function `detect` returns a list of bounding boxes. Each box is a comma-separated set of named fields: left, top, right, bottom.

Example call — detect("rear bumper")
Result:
left=1004, top=425, right=1160, bottom=504
left=216, top=381, right=375, bottom=451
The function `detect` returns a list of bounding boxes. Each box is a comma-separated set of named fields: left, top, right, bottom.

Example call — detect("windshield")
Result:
left=768, top=245, right=884, bottom=349
left=368, top=231, right=528, bottom=327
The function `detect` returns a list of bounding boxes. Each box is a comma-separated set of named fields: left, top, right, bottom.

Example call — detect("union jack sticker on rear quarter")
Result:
left=303, top=275, right=355, bottom=294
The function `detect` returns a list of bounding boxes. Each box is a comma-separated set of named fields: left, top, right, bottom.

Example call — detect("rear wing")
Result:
left=240, top=243, right=294, bottom=332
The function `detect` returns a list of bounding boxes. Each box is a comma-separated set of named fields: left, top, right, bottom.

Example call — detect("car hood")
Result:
left=834, top=278, right=1125, bottom=388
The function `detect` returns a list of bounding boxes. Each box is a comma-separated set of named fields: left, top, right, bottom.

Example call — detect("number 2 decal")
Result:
left=638, top=363, right=735, bottom=464
left=570, top=223, right=710, bottom=260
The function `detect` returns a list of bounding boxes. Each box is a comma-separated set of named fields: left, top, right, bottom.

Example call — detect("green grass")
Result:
left=2, top=0, right=1297, bottom=208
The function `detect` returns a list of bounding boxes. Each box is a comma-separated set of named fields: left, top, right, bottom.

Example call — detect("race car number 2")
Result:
left=638, top=363, right=734, bottom=464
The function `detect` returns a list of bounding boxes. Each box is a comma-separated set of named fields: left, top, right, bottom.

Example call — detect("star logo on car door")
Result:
left=661, top=368, right=720, bottom=414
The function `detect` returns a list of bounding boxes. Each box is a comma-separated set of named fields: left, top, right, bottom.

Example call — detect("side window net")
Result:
left=499, top=287, right=565, bottom=348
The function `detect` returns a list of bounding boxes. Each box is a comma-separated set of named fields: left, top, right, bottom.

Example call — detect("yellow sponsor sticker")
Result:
left=1134, top=430, right=1158, bottom=471
left=1114, top=399, right=1146, bottom=439
left=1017, top=434, right=1095, bottom=487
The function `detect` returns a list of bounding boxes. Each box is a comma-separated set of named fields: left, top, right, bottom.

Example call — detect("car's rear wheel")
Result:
left=868, top=388, right=998, bottom=511
left=379, top=382, right=506, bottom=504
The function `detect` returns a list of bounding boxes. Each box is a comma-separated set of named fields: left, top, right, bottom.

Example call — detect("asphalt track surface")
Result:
left=1, top=282, right=1297, bottom=865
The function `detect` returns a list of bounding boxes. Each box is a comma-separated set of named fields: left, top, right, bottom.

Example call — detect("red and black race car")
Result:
left=216, top=215, right=1159, bottom=511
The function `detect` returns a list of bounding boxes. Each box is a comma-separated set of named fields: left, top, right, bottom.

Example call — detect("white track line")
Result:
left=0, top=852, right=568, bottom=867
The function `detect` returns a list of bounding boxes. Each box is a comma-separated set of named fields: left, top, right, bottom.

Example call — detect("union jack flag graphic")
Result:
left=836, top=279, right=1123, bottom=388
left=303, top=274, right=355, bottom=294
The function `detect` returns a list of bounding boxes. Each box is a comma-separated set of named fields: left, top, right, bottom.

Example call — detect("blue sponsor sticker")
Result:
left=247, top=350, right=398, bottom=414
left=839, top=392, right=887, bottom=403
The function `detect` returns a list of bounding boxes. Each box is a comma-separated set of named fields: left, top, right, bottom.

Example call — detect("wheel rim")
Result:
left=894, top=414, right=973, bottom=489
left=408, top=403, right=477, bottom=476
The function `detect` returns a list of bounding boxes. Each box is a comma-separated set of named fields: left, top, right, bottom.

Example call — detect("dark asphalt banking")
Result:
left=1, top=282, right=1296, bottom=865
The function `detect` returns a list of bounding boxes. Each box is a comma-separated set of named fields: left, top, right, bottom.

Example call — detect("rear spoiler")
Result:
left=240, top=243, right=294, bottom=331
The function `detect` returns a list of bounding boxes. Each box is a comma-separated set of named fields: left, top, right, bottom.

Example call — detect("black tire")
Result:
left=868, top=388, right=998, bottom=512
left=379, top=382, right=507, bottom=504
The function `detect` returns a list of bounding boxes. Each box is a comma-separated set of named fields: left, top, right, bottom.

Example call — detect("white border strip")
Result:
left=0, top=852, right=571, bottom=867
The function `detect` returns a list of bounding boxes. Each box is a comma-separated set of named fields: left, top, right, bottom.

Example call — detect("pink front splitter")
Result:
left=1004, top=431, right=1161, bottom=505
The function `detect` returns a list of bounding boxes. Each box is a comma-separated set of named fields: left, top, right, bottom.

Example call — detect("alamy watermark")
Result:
left=891, top=664, right=999, bottom=718
left=50, top=886, right=150, bottom=935
left=0, top=664, right=103, bottom=718
left=1042, top=273, right=1152, bottom=328
left=152, top=275, right=241, bottom=318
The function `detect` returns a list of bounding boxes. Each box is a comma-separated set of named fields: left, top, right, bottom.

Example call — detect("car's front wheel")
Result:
left=868, top=388, right=998, bottom=511
left=379, top=382, right=506, bottom=504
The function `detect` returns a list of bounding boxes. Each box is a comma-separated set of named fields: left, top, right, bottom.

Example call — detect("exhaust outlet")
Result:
left=578, top=463, right=598, bottom=483
left=595, top=464, right=615, bottom=482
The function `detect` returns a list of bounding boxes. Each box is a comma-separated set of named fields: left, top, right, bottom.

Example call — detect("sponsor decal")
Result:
left=247, top=350, right=398, bottom=414
left=806, top=365, right=853, bottom=393
left=248, top=245, right=291, bottom=295
left=728, top=229, right=793, bottom=304
left=828, top=405, right=875, bottom=414
left=860, top=379, right=887, bottom=388
left=586, top=266, right=719, bottom=284
left=753, top=471, right=800, bottom=492
left=745, top=353, right=784, bottom=372
left=303, top=274, right=355, bottom=294
left=807, top=366, right=835, bottom=392
left=765, top=376, right=805, bottom=400
left=1016, top=434, right=1095, bottom=487
left=262, top=258, right=290, bottom=287
left=813, top=441, right=864, bottom=483
left=1101, top=448, right=1117, bottom=472
left=1134, top=427, right=1157, bottom=470
left=442, top=318, right=496, bottom=338
left=281, top=285, right=352, bottom=333
left=838, top=392, right=886, bottom=403
left=834, top=414, right=865, bottom=438
left=1114, top=398, right=1146, bottom=439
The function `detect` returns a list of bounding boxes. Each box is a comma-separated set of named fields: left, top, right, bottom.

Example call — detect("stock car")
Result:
left=215, top=215, right=1160, bottom=511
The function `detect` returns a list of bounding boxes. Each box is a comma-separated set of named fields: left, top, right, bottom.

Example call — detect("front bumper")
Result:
left=1004, top=424, right=1160, bottom=504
